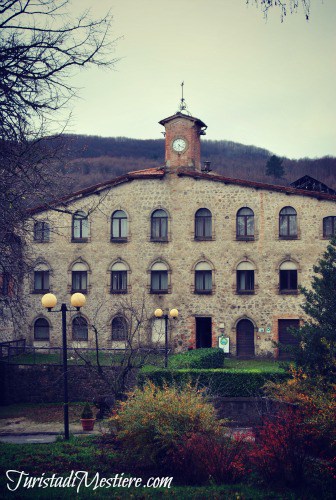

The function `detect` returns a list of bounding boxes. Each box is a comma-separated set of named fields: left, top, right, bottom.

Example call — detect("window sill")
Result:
left=32, top=290, right=50, bottom=294
left=237, top=290, right=255, bottom=295
left=150, top=290, right=169, bottom=294
left=194, top=237, right=213, bottom=241
left=236, top=236, right=255, bottom=242
left=33, top=240, right=50, bottom=244
left=71, top=289, right=88, bottom=294
left=150, top=239, right=169, bottom=243
left=194, top=290, right=213, bottom=295
left=72, top=339, right=88, bottom=342
left=110, top=238, right=128, bottom=243
left=279, top=290, right=299, bottom=295
left=71, top=238, right=89, bottom=243
left=110, top=290, right=128, bottom=294
left=278, top=236, right=298, bottom=240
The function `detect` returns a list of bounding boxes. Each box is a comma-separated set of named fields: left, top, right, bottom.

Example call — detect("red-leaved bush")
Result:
left=250, top=407, right=319, bottom=487
left=171, top=431, right=252, bottom=485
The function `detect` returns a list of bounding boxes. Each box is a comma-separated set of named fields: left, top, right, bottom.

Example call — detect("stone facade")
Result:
left=20, top=112, right=336, bottom=357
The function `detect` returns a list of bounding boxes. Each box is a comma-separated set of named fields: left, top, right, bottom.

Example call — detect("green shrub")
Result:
left=81, top=403, right=94, bottom=419
left=169, top=348, right=225, bottom=369
left=109, top=381, right=226, bottom=470
left=138, top=367, right=289, bottom=397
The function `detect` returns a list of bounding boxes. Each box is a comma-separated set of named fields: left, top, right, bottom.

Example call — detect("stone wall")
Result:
left=21, top=169, right=336, bottom=356
left=1, top=364, right=284, bottom=427
left=0, top=364, right=132, bottom=405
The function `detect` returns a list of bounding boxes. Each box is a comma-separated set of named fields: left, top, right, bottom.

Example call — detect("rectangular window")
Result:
left=72, top=217, right=88, bottom=240
left=111, top=271, right=127, bottom=293
left=34, top=222, right=50, bottom=242
left=237, top=270, right=254, bottom=292
left=279, top=216, right=297, bottom=238
left=151, top=219, right=168, bottom=240
left=72, top=271, right=87, bottom=292
left=73, top=325, right=88, bottom=341
left=195, top=218, right=212, bottom=239
left=195, top=271, right=212, bottom=293
left=280, top=270, right=298, bottom=292
left=112, top=219, right=127, bottom=239
left=151, top=271, right=168, bottom=293
left=34, top=271, right=50, bottom=292
left=0, top=274, right=10, bottom=296
left=323, top=217, right=336, bottom=238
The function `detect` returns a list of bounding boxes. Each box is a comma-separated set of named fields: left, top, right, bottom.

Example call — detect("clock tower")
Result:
left=159, top=111, right=207, bottom=172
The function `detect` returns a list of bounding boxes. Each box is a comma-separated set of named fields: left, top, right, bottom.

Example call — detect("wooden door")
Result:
left=236, top=319, right=255, bottom=357
left=278, top=319, right=300, bottom=359
left=196, top=317, right=212, bottom=348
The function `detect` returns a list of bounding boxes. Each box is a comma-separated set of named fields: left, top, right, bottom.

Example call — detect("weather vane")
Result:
left=178, top=82, right=190, bottom=114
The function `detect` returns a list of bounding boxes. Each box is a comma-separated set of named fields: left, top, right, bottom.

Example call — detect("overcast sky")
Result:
left=68, top=0, right=336, bottom=159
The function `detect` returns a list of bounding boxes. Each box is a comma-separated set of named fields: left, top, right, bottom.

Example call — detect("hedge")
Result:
left=168, top=348, right=225, bottom=369
left=138, top=367, right=289, bottom=397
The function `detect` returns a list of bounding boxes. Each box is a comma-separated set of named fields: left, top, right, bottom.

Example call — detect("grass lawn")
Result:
left=4, top=351, right=166, bottom=367
left=0, top=437, right=298, bottom=499
left=223, top=357, right=286, bottom=372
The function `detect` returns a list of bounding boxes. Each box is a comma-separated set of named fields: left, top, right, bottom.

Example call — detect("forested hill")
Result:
left=58, top=134, right=336, bottom=192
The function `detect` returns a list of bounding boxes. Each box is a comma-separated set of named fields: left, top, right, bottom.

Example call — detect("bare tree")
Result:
left=246, top=0, right=311, bottom=21
left=0, top=0, right=117, bottom=140
left=73, top=295, right=167, bottom=406
left=0, top=0, right=117, bottom=333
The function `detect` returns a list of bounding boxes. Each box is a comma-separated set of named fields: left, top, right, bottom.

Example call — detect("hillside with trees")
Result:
left=56, top=134, right=336, bottom=193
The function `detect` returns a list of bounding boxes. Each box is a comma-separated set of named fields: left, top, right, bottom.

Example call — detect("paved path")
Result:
left=0, top=417, right=109, bottom=443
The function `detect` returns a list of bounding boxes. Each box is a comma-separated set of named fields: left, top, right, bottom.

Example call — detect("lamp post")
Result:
left=154, top=308, right=178, bottom=368
left=41, top=292, right=86, bottom=440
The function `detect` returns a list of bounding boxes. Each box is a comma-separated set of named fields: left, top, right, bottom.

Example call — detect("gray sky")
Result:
left=69, top=0, right=336, bottom=159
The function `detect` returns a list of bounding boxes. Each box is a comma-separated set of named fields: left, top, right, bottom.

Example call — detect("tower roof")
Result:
left=159, top=111, right=207, bottom=129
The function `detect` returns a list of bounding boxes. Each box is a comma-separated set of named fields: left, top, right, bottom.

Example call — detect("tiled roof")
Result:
left=28, top=167, right=165, bottom=215
left=29, top=166, right=336, bottom=216
left=177, top=170, right=336, bottom=202
left=128, top=167, right=165, bottom=176
left=159, top=112, right=207, bottom=129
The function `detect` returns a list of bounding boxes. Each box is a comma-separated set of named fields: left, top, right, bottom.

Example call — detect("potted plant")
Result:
left=80, top=403, right=95, bottom=431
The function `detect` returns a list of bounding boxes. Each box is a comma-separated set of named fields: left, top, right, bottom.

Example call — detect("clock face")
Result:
left=172, top=138, right=187, bottom=152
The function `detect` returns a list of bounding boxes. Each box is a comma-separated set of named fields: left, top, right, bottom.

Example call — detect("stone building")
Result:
left=24, top=110, right=336, bottom=357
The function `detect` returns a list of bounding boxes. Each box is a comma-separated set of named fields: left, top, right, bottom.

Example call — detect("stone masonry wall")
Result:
left=23, top=171, right=336, bottom=356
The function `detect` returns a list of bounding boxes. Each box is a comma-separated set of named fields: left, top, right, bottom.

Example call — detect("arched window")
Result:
left=279, top=261, right=298, bottom=293
left=72, top=316, right=88, bottom=341
left=72, top=211, right=89, bottom=241
left=71, top=262, right=88, bottom=293
left=33, top=263, right=50, bottom=293
left=111, top=210, right=127, bottom=241
left=34, top=221, right=50, bottom=242
left=111, top=316, right=127, bottom=341
left=195, top=262, right=212, bottom=294
left=151, top=262, right=168, bottom=293
left=195, top=208, right=212, bottom=240
left=34, top=318, right=50, bottom=341
left=279, top=207, right=297, bottom=238
left=151, top=209, right=168, bottom=241
left=237, top=262, right=254, bottom=293
left=323, top=216, right=336, bottom=238
left=111, top=262, right=128, bottom=293
left=236, top=208, right=254, bottom=239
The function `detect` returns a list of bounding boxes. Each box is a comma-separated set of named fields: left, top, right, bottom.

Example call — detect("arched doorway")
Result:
left=236, top=319, right=255, bottom=357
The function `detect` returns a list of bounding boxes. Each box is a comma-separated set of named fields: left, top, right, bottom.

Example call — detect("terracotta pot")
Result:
left=80, top=418, right=95, bottom=431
